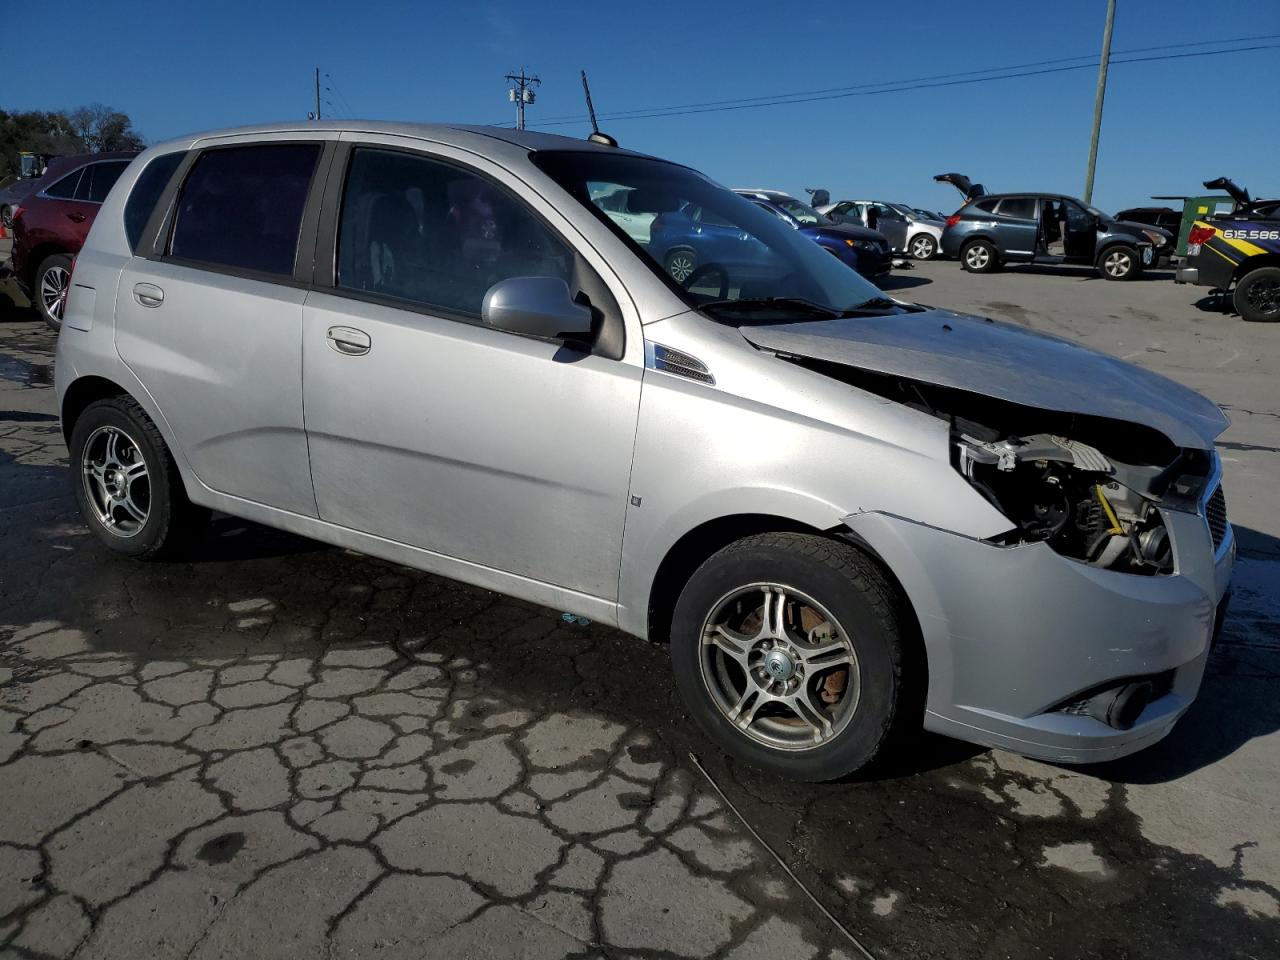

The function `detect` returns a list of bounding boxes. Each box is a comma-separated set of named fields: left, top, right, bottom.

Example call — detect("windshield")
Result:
left=774, top=197, right=829, bottom=225
left=532, top=151, right=882, bottom=317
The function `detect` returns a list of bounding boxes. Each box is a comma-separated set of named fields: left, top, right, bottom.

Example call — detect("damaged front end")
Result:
left=796, top=358, right=1224, bottom=575
left=951, top=424, right=1210, bottom=576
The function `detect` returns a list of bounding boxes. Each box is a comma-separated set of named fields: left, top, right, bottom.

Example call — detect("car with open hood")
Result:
left=56, top=122, right=1232, bottom=781
left=935, top=173, right=1165, bottom=279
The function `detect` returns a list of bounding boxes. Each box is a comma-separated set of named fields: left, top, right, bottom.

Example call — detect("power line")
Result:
left=498, top=36, right=1280, bottom=129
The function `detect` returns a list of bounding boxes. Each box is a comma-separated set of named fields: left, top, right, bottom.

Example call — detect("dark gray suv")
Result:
left=940, top=193, right=1157, bottom=280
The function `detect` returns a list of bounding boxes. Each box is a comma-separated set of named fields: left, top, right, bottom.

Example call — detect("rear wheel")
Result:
left=1097, top=244, right=1141, bottom=280
left=670, top=533, right=907, bottom=781
left=35, top=254, right=73, bottom=330
left=1233, top=267, right=1280, bottom=322
left=961, top=239, right=999, bottom=273
left=70, top=397, right=209, bottom=559
left=908, top=233, right=938, bottom=260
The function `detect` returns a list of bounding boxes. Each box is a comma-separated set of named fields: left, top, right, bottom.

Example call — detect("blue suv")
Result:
left=734, top=190, right=892, bottom=281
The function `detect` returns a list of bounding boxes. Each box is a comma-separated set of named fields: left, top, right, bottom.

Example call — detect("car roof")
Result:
left=149, top=120, right=654, bottom=161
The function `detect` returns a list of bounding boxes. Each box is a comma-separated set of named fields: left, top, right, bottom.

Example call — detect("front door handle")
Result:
left=326, top=325, right=371, bottom=356
left=133, top=282, right=164, bottom=308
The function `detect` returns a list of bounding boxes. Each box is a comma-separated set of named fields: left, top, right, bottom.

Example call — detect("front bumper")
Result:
left=844, top=505, right=1234, bottom=764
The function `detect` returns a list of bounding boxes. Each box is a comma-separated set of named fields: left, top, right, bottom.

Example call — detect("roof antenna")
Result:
left=581, top=70, right=617, bottom=147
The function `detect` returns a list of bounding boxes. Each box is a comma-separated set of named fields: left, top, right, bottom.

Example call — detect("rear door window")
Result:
left=335, top=147, right=572, bottom=319
left=125, top=152, right=185, bottom=251
left=76, top=161, right=131, bottom=204
left=996, top=197, right=1037, bottom=219
left=169, top=143, right=321, bottom=276
left=43, top=169, right=84, bottom=200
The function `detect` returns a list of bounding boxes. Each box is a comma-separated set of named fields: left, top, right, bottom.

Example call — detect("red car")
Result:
left=9, top=152, right=137, bottom=328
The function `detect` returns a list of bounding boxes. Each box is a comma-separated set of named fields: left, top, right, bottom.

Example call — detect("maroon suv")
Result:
left=9, top=152, right=137, bottom=328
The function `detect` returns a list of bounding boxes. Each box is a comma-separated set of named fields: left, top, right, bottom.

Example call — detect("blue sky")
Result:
left=6, top=0, right=1279, bottom=213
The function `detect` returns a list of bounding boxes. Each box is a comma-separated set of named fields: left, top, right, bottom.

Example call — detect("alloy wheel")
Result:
left=1246, top=276, right=1280, bottom=318
left=40, top=265, right=70, bottom=321
left=965, top=245, right=989, bottom=269
left=699, top=583, right=861, bottom=751
left=1104, top=250, right=1133, bottom=278
left=911, top=236, right=935, bottom=259
left=80, top=425, right=151, bottom=537
left=667, top=254, right=695, bottom=283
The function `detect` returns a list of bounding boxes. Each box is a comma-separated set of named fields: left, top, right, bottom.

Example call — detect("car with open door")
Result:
left=55, top=122, right=1232, bottom=782
left=819, top=199, right=945, bottom=260
left=940, top=189, right=1156, bottom=280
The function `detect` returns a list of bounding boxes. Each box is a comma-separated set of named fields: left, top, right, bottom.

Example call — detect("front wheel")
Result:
left=670, top=533, right=907, bottom=781
left=35, top=254, right=74, bottom=330
left=70, top=397, right=209, bottom=559
left=908, top=233, right=938, bottom=260
left=961, top=239, right=999, bottom=273
left=1233, top=267, right=1280, bottom=322
left=1097, top=244, right=1141, bottom=280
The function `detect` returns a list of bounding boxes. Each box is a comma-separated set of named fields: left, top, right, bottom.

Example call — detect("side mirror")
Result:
left=481, top=276, right=593, bottom=341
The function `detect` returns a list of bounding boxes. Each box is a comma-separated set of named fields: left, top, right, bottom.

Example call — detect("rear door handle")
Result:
left=326, top=325, right=371, bottom=356
left=133, top=282, right=164, bottom=307
left=67, top=212, right=86, bottom=223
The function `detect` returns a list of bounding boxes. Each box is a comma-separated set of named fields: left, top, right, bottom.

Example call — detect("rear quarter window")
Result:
left=169, top=143, right=321, bottom=276
left=43, top=169, right=84, bottom=200
left=125, top=152, right=186, bottom=251
left=971, top=198, right=999, bottom=214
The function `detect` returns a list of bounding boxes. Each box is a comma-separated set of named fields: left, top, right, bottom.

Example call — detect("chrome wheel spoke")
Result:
left=704, top=624, right=752, bottom=666
left=727, top=687, right=766, bottom=730
left=122, top=459, right=148, bottom=483
left=786, top=686, right=835, bottom=743
left=798, top=639, right=853, bottom=670
left=119, top=495, right=147, bottom=525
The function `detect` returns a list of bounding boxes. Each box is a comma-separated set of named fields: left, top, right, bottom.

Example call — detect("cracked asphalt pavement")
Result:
left=2, top=262, right=1279, bottom=959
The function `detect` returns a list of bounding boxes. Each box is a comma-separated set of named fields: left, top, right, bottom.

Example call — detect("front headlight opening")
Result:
left=954, top=433, right=1174, bottom=575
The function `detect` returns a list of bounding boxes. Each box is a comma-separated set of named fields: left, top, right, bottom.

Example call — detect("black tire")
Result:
left=960, top=239, right=999, bottom=273
left=908, top=233, right=938, bottom=261
left=35, top=253, right=74, bottom=331
left=663, top=248, right=697, bottom=285
left=1233, top=266, right=1280, bottom=322
left=670, top=532, right=908, bottom=781
left=69, top=396, right=209, bottom=559
left=1096, top=244, right=1142, bottom=281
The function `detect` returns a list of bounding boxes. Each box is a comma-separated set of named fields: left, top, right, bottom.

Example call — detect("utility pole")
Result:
left=315, top=67, right=322, bottom=120
left=1083, top=0, right=1116, bottom=204
left=505, top=69, right=540, bottom=130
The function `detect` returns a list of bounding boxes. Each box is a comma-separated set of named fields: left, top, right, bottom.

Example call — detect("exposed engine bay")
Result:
left=790, top=358, right=1219, bottom=574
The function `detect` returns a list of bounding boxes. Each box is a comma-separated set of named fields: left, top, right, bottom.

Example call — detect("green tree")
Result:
left=0, top=104, right=145, bottom=181
left=66, top=104, right=146, bottom=153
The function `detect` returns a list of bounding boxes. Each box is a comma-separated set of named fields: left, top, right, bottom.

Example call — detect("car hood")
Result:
left=1113, top=219, right=1172, bottom=242
left=739, top=308, right=1228, bottom=449
left=800, top=223, right=885, bottom=243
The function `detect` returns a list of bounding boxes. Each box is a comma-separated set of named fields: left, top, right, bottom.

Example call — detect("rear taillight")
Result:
left=12, top=205, right=24, bottom=222
left=946, top=214, right=962, bottom=228
left=1187, top=225, right=1215, bottom=246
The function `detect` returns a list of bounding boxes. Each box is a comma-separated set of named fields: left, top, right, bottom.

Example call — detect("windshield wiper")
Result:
left=700, top=297, right=841, bottom=319
left=839, top=296, right=900, bottom=314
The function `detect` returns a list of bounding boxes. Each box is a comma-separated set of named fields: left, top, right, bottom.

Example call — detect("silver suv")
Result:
left=56, top=122, right=1234, bottom=781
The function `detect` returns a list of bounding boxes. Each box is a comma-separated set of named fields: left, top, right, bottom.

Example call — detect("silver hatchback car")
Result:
left=56, top=122, right=1234, bottom=781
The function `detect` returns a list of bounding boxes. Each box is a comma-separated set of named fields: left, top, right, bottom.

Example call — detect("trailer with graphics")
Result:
left=1177, top=177, right=1280, bottom=323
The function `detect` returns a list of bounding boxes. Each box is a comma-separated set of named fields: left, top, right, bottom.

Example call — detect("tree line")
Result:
left=0, top=105, right=145, bottom=180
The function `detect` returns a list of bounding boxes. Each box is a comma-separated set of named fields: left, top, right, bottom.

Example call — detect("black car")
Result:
left=1177, top=178, right=1280, bottom=322
left=935, top=175, right=1159, bottom=280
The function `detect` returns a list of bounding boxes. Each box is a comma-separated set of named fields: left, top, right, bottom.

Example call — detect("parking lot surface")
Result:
left=2, top=261, right=1278, bottom=959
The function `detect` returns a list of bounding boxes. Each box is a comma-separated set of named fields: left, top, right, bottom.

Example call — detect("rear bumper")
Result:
left=844, top=506, right=1234, bottom=764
